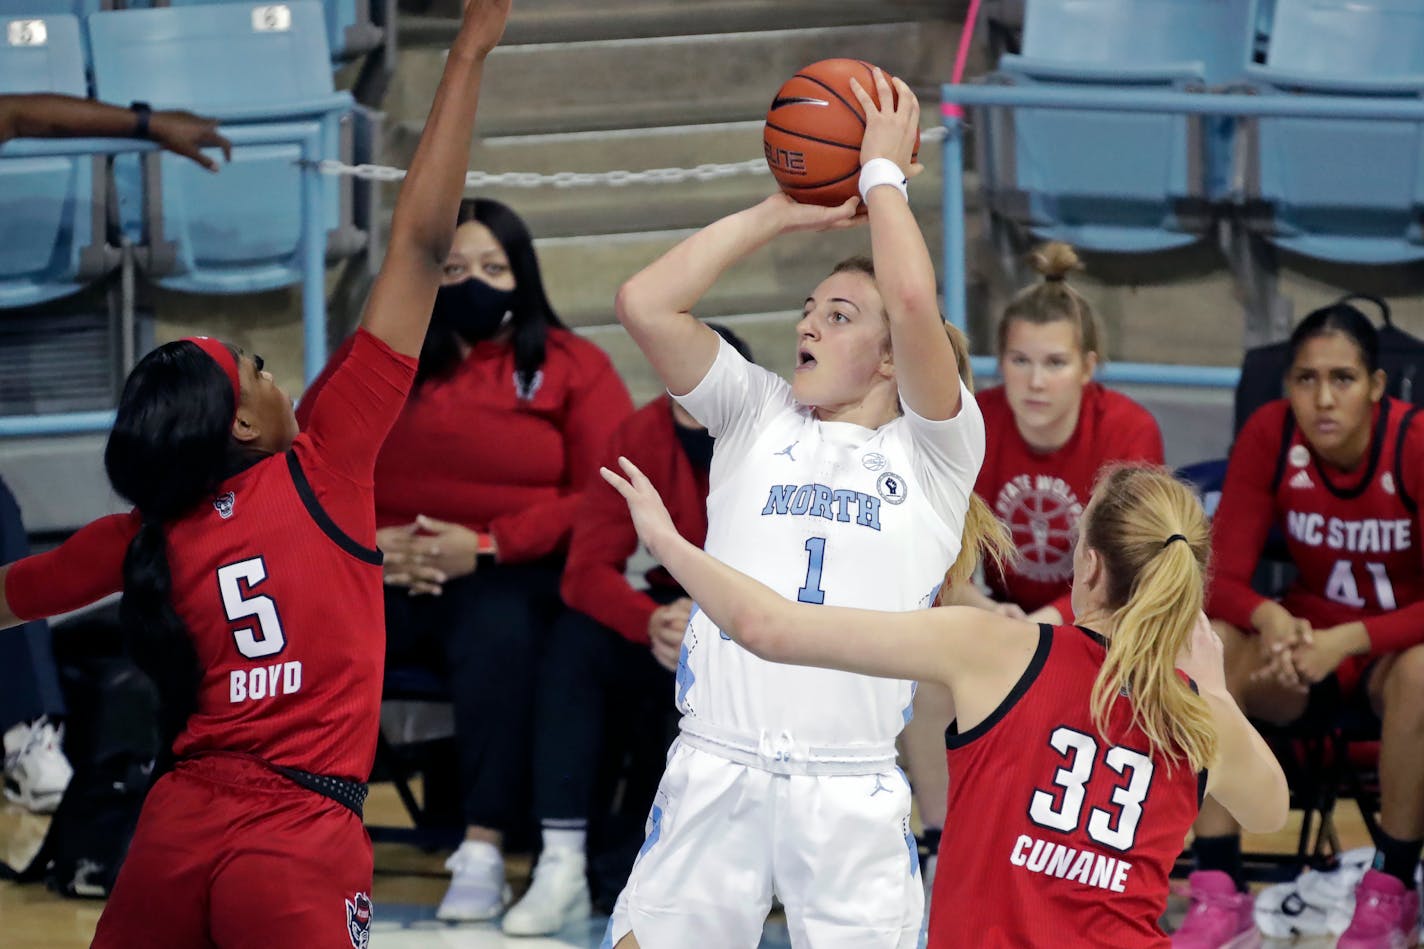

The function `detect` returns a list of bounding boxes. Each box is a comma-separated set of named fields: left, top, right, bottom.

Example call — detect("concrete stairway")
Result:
left=380, top=0, right=969, bottom=400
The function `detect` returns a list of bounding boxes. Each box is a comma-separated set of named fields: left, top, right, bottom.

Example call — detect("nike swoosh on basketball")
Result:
left=771, top=96, right=829, bottom=110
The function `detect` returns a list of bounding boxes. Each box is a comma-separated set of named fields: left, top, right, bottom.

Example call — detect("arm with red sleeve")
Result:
left=293, top=333, right=354, bottom=433
left=1045, top=394, right=1166, bottom=622
left=1360, top=419, right=1424, bottom=653
left=1205, top=405, right=1283, bottom=630
left=488, top=352, right=634, bottom=563
left=560, top=421, right=660, bottom=645
left=1, top=512, right=139, bottom=630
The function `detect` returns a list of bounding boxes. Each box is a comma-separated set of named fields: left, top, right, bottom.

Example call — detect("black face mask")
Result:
left=674, top=420, right=715, bottom=471
left=432, top=276, right=515, bottom=342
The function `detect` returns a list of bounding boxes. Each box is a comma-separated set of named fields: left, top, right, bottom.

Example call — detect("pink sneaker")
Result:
left=1171, top=871, right=1261, bottom=948
left=1338, top=870, right=1420, bottom=949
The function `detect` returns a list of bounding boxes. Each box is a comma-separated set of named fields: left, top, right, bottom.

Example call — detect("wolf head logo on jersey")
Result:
left=345, top=892, right=372, bottom=948
left=212, top=492, right=235, bottom=520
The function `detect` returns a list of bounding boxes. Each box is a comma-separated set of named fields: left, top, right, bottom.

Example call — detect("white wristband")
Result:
left=858, top=157, right=908, bottom=204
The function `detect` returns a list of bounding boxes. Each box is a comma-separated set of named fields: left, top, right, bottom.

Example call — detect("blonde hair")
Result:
left=996, top=242, right=1102, bottom=358
left=943, top=322, right=1014, bottom=588
left=826, top=256, right=1013, bottom=588
left=1082, top=464, right=1214, bottom=771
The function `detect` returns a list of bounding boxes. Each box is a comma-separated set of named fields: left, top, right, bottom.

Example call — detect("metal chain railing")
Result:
left=309, top=125, right=947, bottom=190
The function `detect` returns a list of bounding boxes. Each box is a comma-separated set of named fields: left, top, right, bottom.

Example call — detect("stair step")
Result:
left=402, top=0, right=959, bottom=46
left=384, top=21, right=959, bottom=135
left=531, top=212, right=965, bottom=330
left=382, top=120, right=959, bottom=238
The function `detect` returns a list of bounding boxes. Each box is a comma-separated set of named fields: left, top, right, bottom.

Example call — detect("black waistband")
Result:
left=274, top=765, right=368, bottom=818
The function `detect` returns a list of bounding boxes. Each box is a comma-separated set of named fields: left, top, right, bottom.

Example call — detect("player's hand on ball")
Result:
left=601, top=456, right=677, bottom=553
left=848, top=68, right=922, bottom=180
left=760, top=192, right=863, bottom=233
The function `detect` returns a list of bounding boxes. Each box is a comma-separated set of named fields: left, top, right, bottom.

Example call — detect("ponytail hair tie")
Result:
left=1162, top=534, right=1189, bottom=549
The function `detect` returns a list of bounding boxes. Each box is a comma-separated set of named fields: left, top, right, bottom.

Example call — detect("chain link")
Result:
left=309, top=126, right=947, bottom=190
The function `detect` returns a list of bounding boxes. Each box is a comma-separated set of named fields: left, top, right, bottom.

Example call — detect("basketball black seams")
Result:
left=764, top=121, right=860, bottom=152
left=783, top=166, right=861, bottom=191
left=792, top=73, right=866, bottom=127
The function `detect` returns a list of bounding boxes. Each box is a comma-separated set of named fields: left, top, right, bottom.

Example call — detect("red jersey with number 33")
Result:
left=5, top=330, right=416, bottom=781
left=930, top=625, right=1202, bottom=948
left=1207, top=397, right=1424, bottom=656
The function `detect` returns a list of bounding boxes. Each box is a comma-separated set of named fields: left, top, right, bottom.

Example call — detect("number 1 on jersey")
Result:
left=797, top=536, right=827, bottom=604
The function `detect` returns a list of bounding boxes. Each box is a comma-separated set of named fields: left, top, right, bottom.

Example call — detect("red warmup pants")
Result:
left=92, top=754, right=374, bottom=949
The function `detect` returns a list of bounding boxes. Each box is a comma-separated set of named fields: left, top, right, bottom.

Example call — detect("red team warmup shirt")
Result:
left=5, top=330, right=417, bottom=780
left=932, top=624, right=1202, bottom=948
left=559, top=396, right=709, bottom=645
left=299, top=327, right=632, bottom=563
left=1208, top=397, right=1424, bottom=682
left=975, top=383, right=1164, bottom=616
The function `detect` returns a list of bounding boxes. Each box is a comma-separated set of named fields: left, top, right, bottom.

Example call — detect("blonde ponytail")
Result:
left=943, top=322, right=1014, bottom=589
left=1083, top=466, right=1215, bottom=771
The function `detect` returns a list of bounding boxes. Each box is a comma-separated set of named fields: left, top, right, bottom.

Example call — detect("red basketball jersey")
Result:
left=930, top=625, right=1202, bottom=949
left=7, top=330, right=416, bottom=780
left=975, top=384, right=1163, bottom=614
left=1208, top=397, right=1424, bottom=655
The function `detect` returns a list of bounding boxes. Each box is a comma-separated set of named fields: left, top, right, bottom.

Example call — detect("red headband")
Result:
left=182, top=336, right=242, bottom=410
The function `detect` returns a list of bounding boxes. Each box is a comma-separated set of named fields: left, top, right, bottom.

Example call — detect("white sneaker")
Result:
left=436, top=840, right=511, bottom=922
left=3, top=717, right=72, bottom=815
left=502, top=847, right=591, bottom=936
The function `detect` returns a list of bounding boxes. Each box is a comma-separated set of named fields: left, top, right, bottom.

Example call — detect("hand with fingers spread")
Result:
left=147, top=110, right=233, bottom=172
left=847, top=68, right=922, bottom=181
left=600, top=456, right=680, bottom=559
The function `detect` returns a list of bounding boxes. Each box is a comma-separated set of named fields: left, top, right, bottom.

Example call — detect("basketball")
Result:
left=763, top=58, right=921, bottom=207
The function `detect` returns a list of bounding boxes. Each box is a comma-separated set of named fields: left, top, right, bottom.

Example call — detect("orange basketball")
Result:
left=763, top=58, right=920, bottom=207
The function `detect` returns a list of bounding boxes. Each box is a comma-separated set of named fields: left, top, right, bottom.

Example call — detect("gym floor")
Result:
left=0, top=783, right=1372, bottom=948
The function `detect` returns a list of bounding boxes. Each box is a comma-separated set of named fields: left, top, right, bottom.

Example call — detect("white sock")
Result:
left=457, top=839, right=501, bottom=863
left=541, top=825, right=586, bottom=854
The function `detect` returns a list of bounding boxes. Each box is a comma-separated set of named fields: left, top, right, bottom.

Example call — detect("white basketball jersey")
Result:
left=671, top=337, right=985, bottom=755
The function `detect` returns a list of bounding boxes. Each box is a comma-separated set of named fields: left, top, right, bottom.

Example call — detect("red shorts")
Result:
left=92, top=754, right=374, bottom=949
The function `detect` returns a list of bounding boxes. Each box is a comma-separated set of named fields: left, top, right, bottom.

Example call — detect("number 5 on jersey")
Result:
left=217, top=557, right=287, bottom=658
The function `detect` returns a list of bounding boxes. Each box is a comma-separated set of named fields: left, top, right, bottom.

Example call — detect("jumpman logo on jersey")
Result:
left=774, top=441, right=799, bottom=462
left=869, top=773, right=894, bottom=797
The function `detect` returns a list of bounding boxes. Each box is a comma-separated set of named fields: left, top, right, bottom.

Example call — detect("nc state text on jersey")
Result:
left=760, top=483, right=882, bottom=531
left=1285, top=512, right=1412, bottom=553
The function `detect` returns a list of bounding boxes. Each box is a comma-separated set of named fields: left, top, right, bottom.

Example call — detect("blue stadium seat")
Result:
left=0, top=13, right=115, bottom=308
left=6, top=1, right=105, bottom=16
left=125, top=0, right=381, bottom=61
left=87, top=1, right=354, bottom=293
left=979, top=0, right=1253, bottom=253
left=1242, top=0, right=1424, bottom=264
